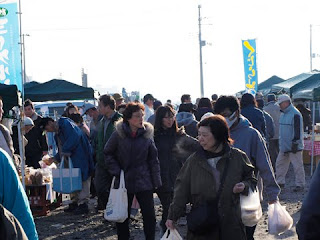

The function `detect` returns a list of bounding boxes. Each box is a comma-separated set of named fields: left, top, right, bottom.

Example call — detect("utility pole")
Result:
left=310, top=24, right=313, bottom=72
left=198, top=5, right=204, bottom=98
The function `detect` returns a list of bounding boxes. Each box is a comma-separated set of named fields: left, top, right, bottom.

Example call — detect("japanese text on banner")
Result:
left=242, top=39, right=258, bottom=95
left=0, top=2, right=22, bottom=92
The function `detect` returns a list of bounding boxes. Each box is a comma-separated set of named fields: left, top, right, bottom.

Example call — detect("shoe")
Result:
left=64, top=202, right=78, bottom=213
left=293, top=186, right=304, bottom=192
left=74, top=203, right=89, bottom=215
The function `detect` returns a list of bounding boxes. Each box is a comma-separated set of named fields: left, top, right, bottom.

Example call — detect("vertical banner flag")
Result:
left=0, top=1, right=22, bottom=91
left=242, top=39, right=258, bottom=95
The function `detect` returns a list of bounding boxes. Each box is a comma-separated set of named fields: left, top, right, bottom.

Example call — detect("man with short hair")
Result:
left=214, top=95, right=280, bottom=240
left=143, top=93, right=155, bottom=121
left=95, top=94, right=122, bottom=210
left=24, top=99, right=48, bottom=168
left=211, top=94, right=218, bottom=101
left=180, top=94, right=191, bottom=104
left=276, top=94, right=305, bottom=192
left=263, top=94, right=281, bottom=168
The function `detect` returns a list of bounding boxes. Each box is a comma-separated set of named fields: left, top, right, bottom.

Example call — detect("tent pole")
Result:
left=311, top=102, right=316, bottom=175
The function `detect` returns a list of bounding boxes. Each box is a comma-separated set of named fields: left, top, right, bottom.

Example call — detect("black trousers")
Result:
left=117, top=190, right=156, bottom=240
left=246, top=225, right=257, bottom=240
left=94, top=163, right=112, bottom=209
left=268, top=139, right=279, bottom=171
left=156, top=191, right=173, bottom=232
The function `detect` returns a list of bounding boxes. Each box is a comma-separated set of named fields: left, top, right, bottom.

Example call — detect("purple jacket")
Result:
left=104, top=120, right=162, bottom=194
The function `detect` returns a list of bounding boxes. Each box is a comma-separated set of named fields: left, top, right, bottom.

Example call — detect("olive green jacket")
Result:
left=168, top=147, right=257, bottom=240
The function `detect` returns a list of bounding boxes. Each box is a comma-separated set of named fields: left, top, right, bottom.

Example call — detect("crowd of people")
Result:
left=0, top=90, right=317, bottom=240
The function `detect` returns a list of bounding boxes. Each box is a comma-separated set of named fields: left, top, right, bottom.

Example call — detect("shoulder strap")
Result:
left=216, top=155, right=230, bottom=201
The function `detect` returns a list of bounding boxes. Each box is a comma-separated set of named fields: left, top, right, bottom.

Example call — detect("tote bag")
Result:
left=52, top=156, right=82, bottom=193
left=104, top=170, right=128, bottom=223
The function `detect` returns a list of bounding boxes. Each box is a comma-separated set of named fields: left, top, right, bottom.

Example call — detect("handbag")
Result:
left=52, top=156, right=82, bottom=193
left=104, top=170, right=128, bottom=223
left=187, top=157, right=229, bottom=235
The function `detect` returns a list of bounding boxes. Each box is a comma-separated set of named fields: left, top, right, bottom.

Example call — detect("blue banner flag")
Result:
left=0, top=2, right=22, bottom=92
left=242, top=39, right=258, bottom=95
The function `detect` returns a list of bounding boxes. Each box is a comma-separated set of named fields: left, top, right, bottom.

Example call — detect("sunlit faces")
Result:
left=162, top=113, right=175, bottom=129
left=198, top=126, right=217, bottom=151
left=128, top=109, right=144, bottom=130
left=24, top=105, right=34, bottom=118
left=279, top=101, right=290, bottom=111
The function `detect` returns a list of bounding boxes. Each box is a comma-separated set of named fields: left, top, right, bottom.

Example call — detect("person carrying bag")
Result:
left=104, top=170, right=128, bottom=223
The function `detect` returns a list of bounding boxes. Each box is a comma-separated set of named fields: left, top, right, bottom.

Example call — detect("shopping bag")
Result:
left=240, top=187, right=263, bottom=227
left=104, top=170, right=128, bottom=223
left=52, top=156, right=82, bottom=193
left=160, top=229, right=183, bottom=240
left=268, top=202, right=293, bottom=235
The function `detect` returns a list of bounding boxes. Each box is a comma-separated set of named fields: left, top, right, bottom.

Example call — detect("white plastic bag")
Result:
left=268, top=202, right=293, bottom=235
left=240, top=187, right=263, bottom=227
left=160, top=229, right=183, bottom=240
left=104, top=170, right=128, bottom=223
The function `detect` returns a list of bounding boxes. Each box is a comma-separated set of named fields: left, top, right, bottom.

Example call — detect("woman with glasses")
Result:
left=154, top=106, right=199, bottom=233
left=104, top=102, right=162, bottom=240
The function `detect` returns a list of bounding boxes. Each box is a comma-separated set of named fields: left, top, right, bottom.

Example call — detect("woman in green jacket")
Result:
left=166, top=115, right=256, bottom=240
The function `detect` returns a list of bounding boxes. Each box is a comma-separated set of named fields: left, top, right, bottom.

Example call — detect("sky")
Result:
left=15, top=0, right=320, bottom=103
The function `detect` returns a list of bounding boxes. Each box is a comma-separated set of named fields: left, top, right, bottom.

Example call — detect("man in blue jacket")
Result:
left=39, top=117, right=94, bottom=214
left=214, top=95, right=280, bottom=240
left=276, top=94, right=305, bottom=192
left=0, top=149, right=38, bottom=240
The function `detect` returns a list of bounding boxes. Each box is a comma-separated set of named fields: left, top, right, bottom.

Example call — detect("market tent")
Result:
left=24, top=79, right=95, bottom=102
left=258, top=75, right=285, bottom=95
left=271, top=73, right=316, bottom=94
left=0, top=84, right=21, bottom=114
left=290, top=73, right=320, bottom=101
left=24, top=81, right=40, bottom=89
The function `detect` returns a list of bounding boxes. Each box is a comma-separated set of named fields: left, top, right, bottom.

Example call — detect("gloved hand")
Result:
left=292, top=142, right=299, bottom=154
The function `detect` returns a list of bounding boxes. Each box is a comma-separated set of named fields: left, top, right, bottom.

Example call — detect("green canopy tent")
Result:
left=258, top=75, right=285, bottom=95
left=291, top=73, right=320, bottom=101
left=271, top=73, right=319, bottom=95
left=24, top=79, right=95, bottom=102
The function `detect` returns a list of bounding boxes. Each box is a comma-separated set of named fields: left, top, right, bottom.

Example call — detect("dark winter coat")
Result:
left=241, top=105, right=266, bottom=137
left=194, top=107, right=214, bottom=121
left=176, top=112, right=198, bottom=138
left=104, top=120, right=162, bottom=194
left=25, top=114, right=48, bottom=167
left=168, top=146, right=256, bottom=240
left=297, top=159, right=320, bottom=240
left=95, top=112, right=122, bottom=168
left=154, top=128, right=199, bottom=192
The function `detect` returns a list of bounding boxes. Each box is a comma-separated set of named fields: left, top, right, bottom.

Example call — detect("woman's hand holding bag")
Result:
left=240, top=187, right=263, bottom=227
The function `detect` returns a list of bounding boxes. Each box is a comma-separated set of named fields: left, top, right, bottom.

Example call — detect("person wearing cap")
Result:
left=113, top=93, right=125, bottom=109
left=276, top=94, right=305, bottom=192
left=82, top=103, right=102, bottom=142
left=94, top=94, right=122, bottom=210
left=23, top=99, right=48, bottom=169
left=176, top=103, right=198, bottom=138
left=143, top=93, right=155, bottom=121
left=38, top=116, right=94, bottom=214
left=263, top=94, right=281, bottom=169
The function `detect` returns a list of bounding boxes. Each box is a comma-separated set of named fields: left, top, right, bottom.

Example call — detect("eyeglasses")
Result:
left=132, top=113, right=144, bottom=119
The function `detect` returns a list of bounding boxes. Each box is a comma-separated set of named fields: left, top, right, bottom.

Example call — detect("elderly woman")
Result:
left=166, top=115, right=256, bottom=240
left=104, top=102, right=162, bottom=240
